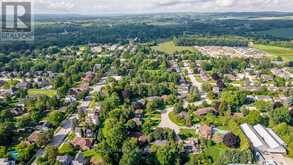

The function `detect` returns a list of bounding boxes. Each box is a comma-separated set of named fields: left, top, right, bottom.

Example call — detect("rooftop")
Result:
left=240, top=123, right=287, bottom=154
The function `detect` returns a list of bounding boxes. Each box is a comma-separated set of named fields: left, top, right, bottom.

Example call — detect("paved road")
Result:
left=50, top=115, right=76, bottom=147
left=30, top=114, right=76, bottom=165
left=182, top=62, right=211, bottom=105
left=183, top=62, right=204, bottom=95
left=158, top=107, right=196, bottom=134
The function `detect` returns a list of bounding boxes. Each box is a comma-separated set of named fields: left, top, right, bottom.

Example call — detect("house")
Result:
left=27, top=131, right=42, bottom=144
left=15, top=82, right=30, bottom=89
left=134, top=109, right=144, bottom=118
left=132, top=118, right=142, bottom=127
left=65, top=95, right=76, bottom=104
left=0, top=80, right=5, bottom=86
left=72, top=151, right=89, bottom=165
left=93, top=64, right=102, bottom=72
left=132, top=99, right=145, bottom=110
left=271, top=68, right=293, bottom=80
left=213, top=87, right=220, bottom=95
left=199, top=124, right=213, bottom=140
left=36, top=121, right=51, bottom=131
left=85, top=129, right=94, bottom=138
left=240, top=123, right=287, bottom=155
left=183, top=138, right=200, bottom=153
left=255, top=96, right=273, bottom=102
left=200, top=71, right=209, bottom=81
left=0, top=89, right=13, bottom=98
left=91, top=46, right=103, bottom=53
left=82, top=72, right=94, bottom=82
left=34, top=78, right=50, bottom=88
left=9, top=105, right=25, bottom=116
left=178, top=111, right=189, bottom=120
left=261, top=75, right=273, bottom=82
left=75, top=127, right=82, bottom=137
left=87, top=110, right=100, bottom=125
left=69, top=83, right=89, bottom=96
left=0, top=158, right=15, bottom=165
left=195, top=107, right=217, bottom=116
left=71, top=137, right=93, bottom=150
left=129, top=132, right=147, bottom=144
left=56, top=155, right=73, bottom=165
left=177, top=83, right=190, bottom=99
left=236, top=73, right=245, bottom=80
left=225, top=74, right=237, bottom=81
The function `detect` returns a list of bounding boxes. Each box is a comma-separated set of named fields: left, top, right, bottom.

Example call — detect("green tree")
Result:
left=102, top=118, right=126, bottom=151
left=271, top=107, right=291, bottom=124
left=47, top=111, right=65, bottom=127
left=16, top=143, right=35, bottom=162
left=0, top=146, right=7, bottom=158
left=255, top=100, right=273, bottom=112
left=0, top=122, right=15, bottom=146
left=119, top=138, right=141, bottom=165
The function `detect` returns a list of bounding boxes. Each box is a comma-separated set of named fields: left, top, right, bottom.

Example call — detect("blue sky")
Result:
left=33, top=0, right=293, bottom=14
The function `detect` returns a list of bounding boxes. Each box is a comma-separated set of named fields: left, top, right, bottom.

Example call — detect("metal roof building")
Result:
left=240, top=123, right=287, bottom=154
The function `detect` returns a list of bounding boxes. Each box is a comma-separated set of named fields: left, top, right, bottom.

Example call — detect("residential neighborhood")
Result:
left=1, top=7, right=293, bottom=165
left=0, top=41, right=292, bottom=165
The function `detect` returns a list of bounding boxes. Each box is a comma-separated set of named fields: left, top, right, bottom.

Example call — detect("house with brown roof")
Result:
left=71, top=137, right=93, bottom=151
left=27, top=131, right=43, bottom=144
left=195, top=107, right=217, bottom=117
left=199, top=124, right=213, bottom=140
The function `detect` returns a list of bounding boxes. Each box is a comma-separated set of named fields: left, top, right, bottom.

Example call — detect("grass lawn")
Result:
left=204, top=144, right=228, bottom=162
left=145, top=111, right=161, bottom=121
left=152, top=41, right=197, bottom=54
left=83, top=149, right=104, bottom=164
left=254, top=44, right=293, bottom=61
left=28, top=89, right=57, bottom=97
left=58, top=143, right=76, bottom=156
left=179, top=129, right=198, bottom=140
left=168, top=111, right=186, bottom=126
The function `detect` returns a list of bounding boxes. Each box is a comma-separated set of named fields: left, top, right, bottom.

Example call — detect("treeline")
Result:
left=175, top=35, right=250, bottom=47
left=255, top=40, right=293, bottom=49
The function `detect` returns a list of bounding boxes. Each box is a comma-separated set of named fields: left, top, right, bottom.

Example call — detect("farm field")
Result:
left=152, top=41, right=197, bottom=54
left=254, top=44, right=293, bottom=61
left=28, top=89, right=57, bottom=97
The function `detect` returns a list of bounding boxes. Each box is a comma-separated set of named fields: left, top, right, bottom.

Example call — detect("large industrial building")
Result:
left=240, top=123, right=287, bottom=155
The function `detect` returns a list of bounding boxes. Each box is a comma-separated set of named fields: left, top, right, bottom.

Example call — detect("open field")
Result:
left=28, top=89, right=57, bottom=97
left=254, top=44, right=293, bottom=61
left=152, top=41, right=197, bottom=54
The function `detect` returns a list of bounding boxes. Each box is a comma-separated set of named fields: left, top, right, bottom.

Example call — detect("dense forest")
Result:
left=2, top=12, right=293, bottom=52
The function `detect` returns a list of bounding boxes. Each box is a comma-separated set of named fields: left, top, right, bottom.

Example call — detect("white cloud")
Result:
left=33, top=0, right=76, bottom=12
left=31, top=0, right=293, bottom=14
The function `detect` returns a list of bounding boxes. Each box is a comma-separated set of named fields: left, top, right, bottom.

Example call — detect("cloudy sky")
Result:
left=32, top=0, right=293, bottom=14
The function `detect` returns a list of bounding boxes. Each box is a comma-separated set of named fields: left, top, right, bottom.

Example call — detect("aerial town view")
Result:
left=0, top=0, right=293, bottom=165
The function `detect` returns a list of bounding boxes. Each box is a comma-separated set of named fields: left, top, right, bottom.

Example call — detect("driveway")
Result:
left=158, top=107, right=196, bottom=134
